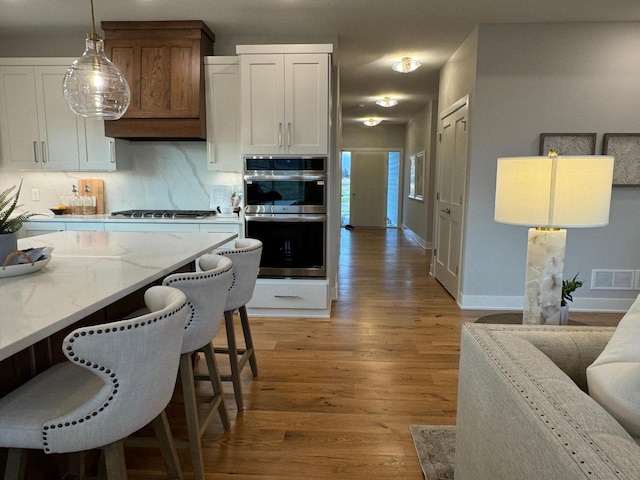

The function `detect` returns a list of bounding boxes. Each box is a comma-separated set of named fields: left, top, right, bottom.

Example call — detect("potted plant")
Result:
left=560, top=273, right=584, bottom=324
left=0, top=180, right=37, bottom=266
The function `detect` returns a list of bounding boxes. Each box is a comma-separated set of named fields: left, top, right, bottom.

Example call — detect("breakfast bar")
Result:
left=0, top=230, right=237, bottom=362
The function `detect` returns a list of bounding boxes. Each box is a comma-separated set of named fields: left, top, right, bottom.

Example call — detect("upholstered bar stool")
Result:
left=161, top=253, right=233, bottom=480
left=0, top=285, right=188, bottom=480
left=215, top=238, right=263, bottom=410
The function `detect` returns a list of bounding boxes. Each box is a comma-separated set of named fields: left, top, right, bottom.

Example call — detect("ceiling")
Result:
left=1, top=0, right=640, bottom=127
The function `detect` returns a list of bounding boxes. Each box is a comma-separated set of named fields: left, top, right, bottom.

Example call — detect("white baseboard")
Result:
left=401, top=225, right=432, bottom=250
left=458, top=293, right=634, bottom=313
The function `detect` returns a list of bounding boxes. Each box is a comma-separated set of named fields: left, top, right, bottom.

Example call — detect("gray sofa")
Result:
left=455, top=323, right=640, bottom=479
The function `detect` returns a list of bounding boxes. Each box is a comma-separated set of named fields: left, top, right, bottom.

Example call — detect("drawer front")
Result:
left=249, top=279, right=328, bottom=309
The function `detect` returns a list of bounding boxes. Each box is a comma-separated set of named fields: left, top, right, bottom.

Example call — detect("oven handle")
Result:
left=245, top=214, right=326, bottom=223
left=243, top=174, right=326, bottom=182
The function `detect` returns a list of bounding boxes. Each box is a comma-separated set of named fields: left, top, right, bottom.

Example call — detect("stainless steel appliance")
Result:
left=244, top=156, right=326, bottom=214
left=243, top=156, right=327, bottom=278
left=111, top=209, right=217, bottom=219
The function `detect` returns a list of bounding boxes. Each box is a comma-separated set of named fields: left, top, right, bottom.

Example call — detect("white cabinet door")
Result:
left=0, top=66, right=41, bottom=169
left=285, top=54, right=329, bottom=155
left=240, top=53, right=329, bottom=155
left=205, top=59, right=242, bottom=172
left=0, top=64, right=83, bottom=170
left=35, top=66, right=86, bottom=171
left=82, top=120, right=118, bottom=171
left=240, top=54, right=285, bottom=155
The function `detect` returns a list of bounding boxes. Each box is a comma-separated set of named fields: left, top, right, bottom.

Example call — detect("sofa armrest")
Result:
left=455, top=323, right=639, bottom=480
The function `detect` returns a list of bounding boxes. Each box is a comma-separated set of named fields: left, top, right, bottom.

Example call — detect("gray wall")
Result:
left=450, top=23, right=640, bottom=311
left=404, top=101, right=437, bottom=246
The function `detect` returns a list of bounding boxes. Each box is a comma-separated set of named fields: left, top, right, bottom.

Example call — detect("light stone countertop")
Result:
left=0, top=230, right=237, bottom=361
left=26, top=213, right=243, bottom=224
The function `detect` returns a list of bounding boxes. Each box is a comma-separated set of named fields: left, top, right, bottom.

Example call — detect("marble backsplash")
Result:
left=0, top=141, right=242, bottom=216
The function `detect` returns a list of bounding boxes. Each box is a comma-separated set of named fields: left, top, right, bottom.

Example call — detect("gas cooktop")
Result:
left=110, top=209, right=217, bottom=219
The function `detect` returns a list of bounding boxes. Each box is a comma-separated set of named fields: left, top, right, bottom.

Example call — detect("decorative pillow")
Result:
left=587, top=294, right=640, bottom=440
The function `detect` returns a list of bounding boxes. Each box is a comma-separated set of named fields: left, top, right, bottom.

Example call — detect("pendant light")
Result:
left=62, top=0, right=130, bottom=120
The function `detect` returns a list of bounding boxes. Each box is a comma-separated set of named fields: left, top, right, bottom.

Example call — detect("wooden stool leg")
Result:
left=239, top=305, right=258, bottom=377
left=202, top=342, right=231, bottom=429
left=4, top=448, right=26, bottom=480
left=180, top=353, right=205, bottom=480
left=103, top=441, right=127, bottom=480
left=151, top=411, right=184, bottom=480
left=224, top=310, right=244, bottom=410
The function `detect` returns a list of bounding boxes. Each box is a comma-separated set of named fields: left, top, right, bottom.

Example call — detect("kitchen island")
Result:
left=0, top=230, right=237, bottom=362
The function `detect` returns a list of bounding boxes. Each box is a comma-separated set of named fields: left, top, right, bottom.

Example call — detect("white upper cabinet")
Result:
left=239, top=49, right=330, bottom=156
left=0, top=59, right=122, bottom=171
left=205, top=57, right=242, bottom=172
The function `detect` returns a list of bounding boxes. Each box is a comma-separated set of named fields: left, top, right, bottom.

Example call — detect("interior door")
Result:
left=350, top=151, right=388, bottom=227
left=434, top=100, right=468, bottom=297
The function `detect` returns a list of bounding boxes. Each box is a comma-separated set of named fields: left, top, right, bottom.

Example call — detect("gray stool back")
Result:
left=162, top=254, right=233, bottom=480
left=215, top=238, right=262, bottom=410
left=0, top=285, right=188, bottom=479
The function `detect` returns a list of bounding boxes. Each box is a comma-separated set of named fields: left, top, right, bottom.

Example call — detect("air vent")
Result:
left=591, top=269, right=635, bottom=290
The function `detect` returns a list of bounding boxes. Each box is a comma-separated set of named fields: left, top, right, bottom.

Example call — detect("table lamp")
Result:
left=494, top=152, right=614, bottom=324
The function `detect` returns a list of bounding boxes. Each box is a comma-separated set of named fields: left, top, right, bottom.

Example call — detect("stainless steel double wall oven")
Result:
left=244, top=156, right=327, bottom=278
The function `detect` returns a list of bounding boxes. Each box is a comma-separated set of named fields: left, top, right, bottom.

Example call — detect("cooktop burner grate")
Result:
left=110, top=209, right=217, bottom=219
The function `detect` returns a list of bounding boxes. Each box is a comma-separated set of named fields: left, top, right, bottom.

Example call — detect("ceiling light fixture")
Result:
left=392, top=56, right=421, bottom=74
left=62, top=0, right=130, bottom=120
left=376, top=97, right=399, bottom=108
left=363, top=118, right=382, bottom=127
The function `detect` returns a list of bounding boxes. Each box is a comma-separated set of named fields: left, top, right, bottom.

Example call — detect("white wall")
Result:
left=456, top=23, right=640, bottom=311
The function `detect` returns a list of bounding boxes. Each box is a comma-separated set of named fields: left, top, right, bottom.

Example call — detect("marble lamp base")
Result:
left=523, top=228, right=566, bottom=325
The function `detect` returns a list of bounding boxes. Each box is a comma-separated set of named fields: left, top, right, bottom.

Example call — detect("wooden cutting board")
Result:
left=78, top=179, right=105, bottom=214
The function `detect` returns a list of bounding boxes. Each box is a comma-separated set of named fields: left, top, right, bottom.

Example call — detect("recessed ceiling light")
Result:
left=363, top=118, right=382, bottom=127
left=392, top=56, right=421, bottom=74
left=376, top=97, right=399, bottom=108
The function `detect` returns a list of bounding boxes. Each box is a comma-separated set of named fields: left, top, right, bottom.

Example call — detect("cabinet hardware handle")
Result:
left=41, top=141, right=47, bottom=163
left=274, top=295, right=301, bottom=299
left=109, top=140, right=116, bottom=163
left=207, top=140, right=215, bottom=164
left=287, top=122, right=292, bottom=147
left=278, top=123, right=283, bottom=147
left=33, top=141, right=39, bottom=163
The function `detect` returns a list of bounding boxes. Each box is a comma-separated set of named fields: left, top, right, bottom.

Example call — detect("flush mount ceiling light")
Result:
left=376, top=97, right=399, bottom=108
left=392, top=56, right=421, bottom=74
left=363, top=118, right=382, bottom=127
left=62, top=0, right=130, bottom=120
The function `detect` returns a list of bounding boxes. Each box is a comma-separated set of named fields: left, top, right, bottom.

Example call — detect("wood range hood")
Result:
left=101, top=20, right=214, bottom=140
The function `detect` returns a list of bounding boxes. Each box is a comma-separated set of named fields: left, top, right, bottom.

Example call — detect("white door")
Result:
left=350, top=151, right=388, bottom=227
left=434, top=99, right=468, bottom=297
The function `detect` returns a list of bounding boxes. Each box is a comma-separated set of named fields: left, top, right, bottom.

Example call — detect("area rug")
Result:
left=410, top=425, right=456, bottom=480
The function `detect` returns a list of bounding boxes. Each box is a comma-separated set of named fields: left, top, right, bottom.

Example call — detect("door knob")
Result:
left=440, top=208, right=451, bottom=214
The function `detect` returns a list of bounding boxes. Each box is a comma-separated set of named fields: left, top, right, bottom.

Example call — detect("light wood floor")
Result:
left=127, top=227, right=623, bottom=479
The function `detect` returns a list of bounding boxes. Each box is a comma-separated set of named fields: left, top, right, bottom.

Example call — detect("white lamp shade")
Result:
left=494, top=155, right=614, bottom=228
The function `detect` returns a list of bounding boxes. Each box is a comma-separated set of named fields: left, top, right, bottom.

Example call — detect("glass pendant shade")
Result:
left=363, top=118, right=382, bottom=127
left=63, top=34, right=130, bottom=120
left=392, top=57, right=421, bottom=74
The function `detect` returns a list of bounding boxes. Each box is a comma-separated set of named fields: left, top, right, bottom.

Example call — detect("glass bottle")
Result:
left=70, top=185, right=82, bottom=215
left=82, top=185, right=96, bottom=215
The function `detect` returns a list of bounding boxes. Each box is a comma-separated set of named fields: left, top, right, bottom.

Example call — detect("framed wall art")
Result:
left=538, top=133, right=597, bottom=156
left=603, top=133, right=640, bottom=186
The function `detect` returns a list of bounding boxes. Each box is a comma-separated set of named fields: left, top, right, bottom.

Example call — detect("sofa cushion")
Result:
left=587, top=294, right=640, bottom=441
